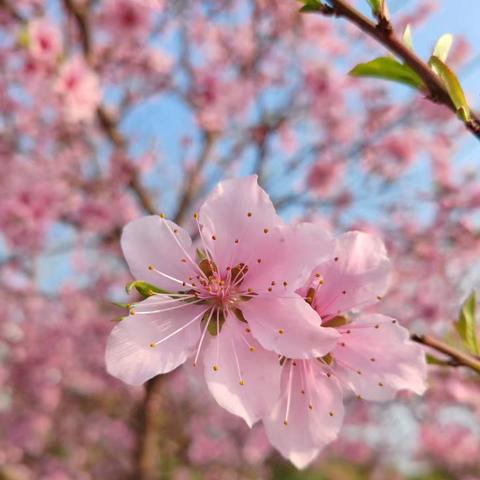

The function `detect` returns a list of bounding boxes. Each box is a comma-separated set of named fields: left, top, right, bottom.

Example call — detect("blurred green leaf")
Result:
left=426, top=353, right=450, bottom=366
left=298, top=0, right=323, bottom=13
left=17, top=27, right=30, bottom=48
left=402, top=24, right=413, bottom=50
left=432, top=33, right=453, bottom=62
left=349, top=57, right=423, bottom=89
left=111, top=301, right=131, bottom=309
left=429, top=56, right=471, bottom=121
left=366, top=0, right=382, bottom=14
left=125, top=280, right=171, bottom=298
left=455, top=291, right=479, bottom=355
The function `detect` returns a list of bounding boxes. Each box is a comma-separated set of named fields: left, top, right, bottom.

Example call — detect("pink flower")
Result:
left=102, top=0, right=154, bottom=40
left=28, top=19, right=62, bottom=65
left=55, top=57, right=101, bottom=123
left=262, top=231, right=427, bottom=468
left=307, top=155, right=345, bottom=197
left=106, top=176, right=338, bottom=426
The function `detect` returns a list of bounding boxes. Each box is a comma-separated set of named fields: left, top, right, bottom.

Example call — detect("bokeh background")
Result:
left=0, top=0, right=479, bottom=479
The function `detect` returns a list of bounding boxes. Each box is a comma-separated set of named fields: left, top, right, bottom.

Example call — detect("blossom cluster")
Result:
left=106, top=176, right=427, bottom=468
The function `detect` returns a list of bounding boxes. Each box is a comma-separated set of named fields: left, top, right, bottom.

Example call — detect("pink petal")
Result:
left=105, top=299, right=205, bottom=385
left=197, top=176, right=283, bottom=271
left=244, top=222, right=333, bottom=294
left=332, top=314, right=427, bottom=401
left=263, top=360, right=344, bottom=469
left=241, top=296, right=339, bottom=359
left=203, top=318, right=282, bottom=427
left=121, top=215, right=197, bottom=291
left=307, top=231, right=392, bottom=320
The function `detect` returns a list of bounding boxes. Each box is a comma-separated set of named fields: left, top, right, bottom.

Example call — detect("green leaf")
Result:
left=125, top=280, right=171, bottom=298
left=432, top=33, right=453, bottom=62
left=429, top=56, right=471, bottom=121
left=426, top=354, right=450, bottom=366
left=17, top=27, right=30, bottom=48
left=349, top=57, right=424, bottom=89
left=366, top=0, right=382, bottom=14
left=298, top=0, right=323, bottom=13
left=402, top=24, right=413, bottom=51
left=455, top=291, right=479, bottom=355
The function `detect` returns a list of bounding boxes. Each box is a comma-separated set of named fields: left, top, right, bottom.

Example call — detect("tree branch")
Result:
left=315, top=0, right=480, bottom=140
left=411, top=333, right=480, bottom=375
left=63, top=0, right=156, bottom=216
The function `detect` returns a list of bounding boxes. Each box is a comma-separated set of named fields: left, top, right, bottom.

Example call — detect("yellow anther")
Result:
left=278, top=329, right=285, bottom=335
left=212, top=365, right=219, bottom=372
left=149, top=342, right=156, bottom=348
left=239, top=380, right=245, bottom=386
left=148, top=265, right=154, bottom=270
left=249, top=346, right=256, bottom=352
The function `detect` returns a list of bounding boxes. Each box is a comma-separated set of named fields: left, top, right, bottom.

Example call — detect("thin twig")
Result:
left=313, top=0, right=480, bottom=140
left=411, top=333, right=480, bottom=375
left=63, top=0, right=156, bottom=215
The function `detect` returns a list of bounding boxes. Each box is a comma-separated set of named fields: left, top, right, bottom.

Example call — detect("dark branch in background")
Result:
left=62, top=0, right=156, bottom=215
left=411, top=334, right=480, bottom=375
left=0, top=0, right=24, bottom=22
left=314, top=0, right=480, bottom=140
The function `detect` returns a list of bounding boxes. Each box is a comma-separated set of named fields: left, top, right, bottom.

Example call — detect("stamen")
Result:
left=148, top=265, right=194, bottom=289
left=213, top=308, right=221, bottom=371
left=149, top=308, right=207, bottom=348
left=193, top=308, right=214, bottom=367
left=283, top=361, right=294, bottom=426
left=240, top=334, right=255, bottom=352
left=132, top=298, right=204, bottom=315
left=160, top=218, right=208, bottom=280
left=230, top=337, right=245, bottom=386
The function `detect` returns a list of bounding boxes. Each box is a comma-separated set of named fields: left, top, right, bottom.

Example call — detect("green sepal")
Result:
left=206, top=310, right=226, bottom=336
left=321, top=352, right=334, bottom=365
left=325, top=315, right=350, bottom=328
left=125, top=280, right=171, bottom=298
left=111, top=301, right=131, bottom=310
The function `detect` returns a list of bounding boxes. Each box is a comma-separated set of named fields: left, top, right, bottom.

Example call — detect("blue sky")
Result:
left=6, top=0, right=480, bottom=294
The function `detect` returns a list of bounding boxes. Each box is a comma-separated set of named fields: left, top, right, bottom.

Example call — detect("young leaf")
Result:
left=455, top=291, right=479, bottom=355
left=125, top=280, right=171, bottom=298
left=429, top=56, right=471, bottom=121
left=298, top=0, right=323, bottom=12
left=433, top=33, right=453, bottom=63
left=349, top=57, right=423, bottom=89
left=426, top=353, right=450, bottom=366
left=402, top=24, right=413, bottom=51
left=366, top=0, right=382, bottom=14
